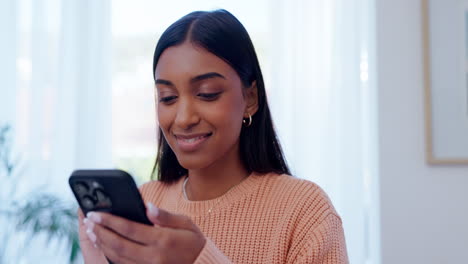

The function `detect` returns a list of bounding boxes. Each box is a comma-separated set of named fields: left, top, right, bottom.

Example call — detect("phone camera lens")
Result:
left=81, top=195, right=95, bottom=209
left=94, top=189, right=112, bottom=208
left=91, top=181, right=103, bottom=189
left=73, top=182, right=89, bottom=196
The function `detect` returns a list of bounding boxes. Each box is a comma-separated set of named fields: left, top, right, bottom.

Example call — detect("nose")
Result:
left=174, top=98, right=200, bottom=130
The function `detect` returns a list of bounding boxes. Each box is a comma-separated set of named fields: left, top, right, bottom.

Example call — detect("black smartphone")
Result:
left=69, top=169, right=152, bottom=225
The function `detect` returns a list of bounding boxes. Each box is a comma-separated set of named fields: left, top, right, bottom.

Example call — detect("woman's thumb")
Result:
left=146, top=202, right=194, bottom=230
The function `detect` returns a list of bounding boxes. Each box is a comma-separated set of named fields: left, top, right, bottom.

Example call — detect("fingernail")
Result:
left=83, top=218, right=94, bottom=230
left=86, top=229, right=97, bottom=243
left=147, top=202, right=159, bottom=218
left=87, top=212, right=101, bottom=223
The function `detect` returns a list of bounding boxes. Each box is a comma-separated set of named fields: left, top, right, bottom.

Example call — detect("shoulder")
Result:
left=138, top=178, right=182, bottom=205
left=260, top=173, right=340, bottom=224
left=262, top=174, right=336, bottom=210
left=139, top=179, right=163, bottom=194
left=260, top=174, right=347, bottom=262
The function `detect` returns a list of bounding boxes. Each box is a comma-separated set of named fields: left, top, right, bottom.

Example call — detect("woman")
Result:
left=79, top=9, right=348, bottom=264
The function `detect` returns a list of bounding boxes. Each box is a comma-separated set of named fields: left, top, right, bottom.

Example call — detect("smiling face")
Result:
left=155, top=42, right=253, bottom=171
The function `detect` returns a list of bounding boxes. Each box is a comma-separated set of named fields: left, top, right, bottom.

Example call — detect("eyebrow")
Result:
left=155, top=72, right=226, bottom=87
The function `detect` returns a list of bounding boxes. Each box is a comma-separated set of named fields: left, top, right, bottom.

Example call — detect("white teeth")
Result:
left=180, top=135, right=205, bottom=143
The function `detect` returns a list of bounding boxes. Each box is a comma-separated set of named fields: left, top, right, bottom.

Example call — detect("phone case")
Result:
left=69, top=169, right=152, bottom=225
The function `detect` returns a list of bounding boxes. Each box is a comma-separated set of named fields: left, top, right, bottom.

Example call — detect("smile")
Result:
left=174, top=132, right=212, bottom=152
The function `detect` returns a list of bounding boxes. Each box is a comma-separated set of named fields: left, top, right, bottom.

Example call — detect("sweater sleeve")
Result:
left=193, top=238, right=233, bottom=264
left=293, top=214, right=349, bottom=264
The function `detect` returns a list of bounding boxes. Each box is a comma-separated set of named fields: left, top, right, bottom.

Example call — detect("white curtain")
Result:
left=5, top=0, right=112, bottom=194
left=268, top=1, right=380, bottom=264
left=0, top=0, right=112, bottom=262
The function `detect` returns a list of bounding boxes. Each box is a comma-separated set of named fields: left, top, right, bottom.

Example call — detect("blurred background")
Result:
left=0, top=0, right=467, bottom=263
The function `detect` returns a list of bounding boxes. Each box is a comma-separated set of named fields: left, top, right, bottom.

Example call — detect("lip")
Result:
left=173, top=132, right=212, bottom=152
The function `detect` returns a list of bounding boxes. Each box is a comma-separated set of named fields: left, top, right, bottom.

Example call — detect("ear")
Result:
left=244, top=81, right=259, bottom=117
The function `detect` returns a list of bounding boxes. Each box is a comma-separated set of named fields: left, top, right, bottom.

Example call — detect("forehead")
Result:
left=154, top=42, right=238, bottom=81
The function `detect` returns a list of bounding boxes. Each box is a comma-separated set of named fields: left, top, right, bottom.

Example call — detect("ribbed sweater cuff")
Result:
left=194, top=238, right=232, bottom=264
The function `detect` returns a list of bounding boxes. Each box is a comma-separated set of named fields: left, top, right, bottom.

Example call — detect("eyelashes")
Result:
left=197, top=91, right=222, bottom=100
left=159, top=95, right=177, bottom=103
left=158, top=92, right=223, bottom=104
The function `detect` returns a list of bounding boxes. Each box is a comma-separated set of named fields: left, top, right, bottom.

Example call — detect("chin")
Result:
left=176, top=155, right=214, bottom=171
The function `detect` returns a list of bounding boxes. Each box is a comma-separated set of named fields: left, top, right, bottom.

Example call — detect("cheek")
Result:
left=209, top=95, right=245, bottom=132
left=157, top=104, right=172, bottom=135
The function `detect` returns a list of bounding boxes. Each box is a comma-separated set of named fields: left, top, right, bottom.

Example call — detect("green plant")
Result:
left=0, top=124, right=80, bottom=263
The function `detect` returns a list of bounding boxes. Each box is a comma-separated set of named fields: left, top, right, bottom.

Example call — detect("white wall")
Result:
left=376, top=0, right=468, bottom=263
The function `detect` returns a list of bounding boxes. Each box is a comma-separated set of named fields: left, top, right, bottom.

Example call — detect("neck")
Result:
left=185, top=145, right=249, bottom=201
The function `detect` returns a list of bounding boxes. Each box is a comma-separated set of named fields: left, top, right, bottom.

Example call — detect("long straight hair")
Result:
left=152, top=9, right=290, bottom=183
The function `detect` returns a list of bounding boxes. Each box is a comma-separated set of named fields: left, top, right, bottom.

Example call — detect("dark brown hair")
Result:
left=152, top=9, right=290, bottom=182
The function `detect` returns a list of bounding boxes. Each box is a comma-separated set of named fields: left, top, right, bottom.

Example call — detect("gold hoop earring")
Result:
left=243, top=114, right=252, bottom=127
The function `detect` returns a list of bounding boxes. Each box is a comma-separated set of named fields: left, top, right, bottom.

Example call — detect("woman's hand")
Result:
left=83, top=203, right=206, bottom=264
left=78, top=209, right=108, bottom=263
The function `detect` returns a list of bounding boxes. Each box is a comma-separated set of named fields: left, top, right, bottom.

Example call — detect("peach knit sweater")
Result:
left=140, top=172, right=349, bottom=263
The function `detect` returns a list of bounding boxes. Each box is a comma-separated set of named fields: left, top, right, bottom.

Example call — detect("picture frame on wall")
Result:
left=422, top=0, right=468, bottom=164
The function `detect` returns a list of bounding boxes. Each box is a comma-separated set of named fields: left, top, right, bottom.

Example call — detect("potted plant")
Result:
left=0, top=124, right=80, bottom=263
